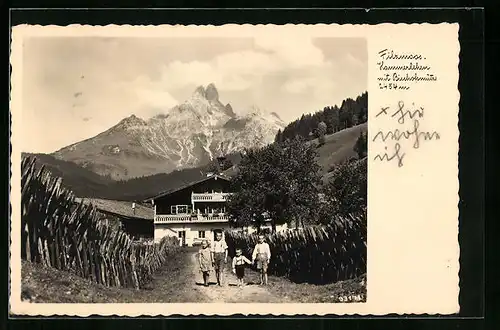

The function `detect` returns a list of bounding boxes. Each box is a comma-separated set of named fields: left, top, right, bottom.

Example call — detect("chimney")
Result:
left=132, top=202, right=136, bottom=215
left=215, top=141, right=226, bottom=174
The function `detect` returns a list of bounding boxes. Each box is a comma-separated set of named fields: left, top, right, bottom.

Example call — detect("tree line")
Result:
left=275, top=92, right=368, bottom=143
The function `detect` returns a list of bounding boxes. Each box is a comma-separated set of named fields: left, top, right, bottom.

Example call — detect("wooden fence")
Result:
left=21, top=156, right=179, bottom=289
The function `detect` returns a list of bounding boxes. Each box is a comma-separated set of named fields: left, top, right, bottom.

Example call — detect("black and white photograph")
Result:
left=10, top=22, right=460, bottom=316
left=18, top=31, right=367, bottom=304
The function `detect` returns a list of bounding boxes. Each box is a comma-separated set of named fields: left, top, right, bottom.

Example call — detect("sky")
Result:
left=22, top=36, right=367, bottom=153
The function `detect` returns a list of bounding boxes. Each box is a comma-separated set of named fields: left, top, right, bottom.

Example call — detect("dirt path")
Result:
left=188, top=251, right=290, bottom=303
left=22, top=248, right=366, bottom=304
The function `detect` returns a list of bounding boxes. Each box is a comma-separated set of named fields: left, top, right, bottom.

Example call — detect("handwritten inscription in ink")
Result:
left=377, top=49, right=438, bottom=91
left=373, top=101, right=440, bottom=167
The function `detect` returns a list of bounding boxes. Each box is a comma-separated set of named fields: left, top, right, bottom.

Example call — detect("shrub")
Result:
left=323, top=158, right=367, bottom=219
left=225, top=213, right=366, bottom=285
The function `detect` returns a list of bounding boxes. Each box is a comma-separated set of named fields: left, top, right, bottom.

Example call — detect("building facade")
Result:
left=147, top=174, right=234, bottom=246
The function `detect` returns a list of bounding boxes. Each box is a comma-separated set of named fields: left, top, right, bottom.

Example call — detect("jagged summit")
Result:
left=192, top=83, right=220, bottom=102
left=224, top=103, right=236, bottom=118
left=205, top=83, right=219, bottom=101
left=193, top=85, right=207, bottom=98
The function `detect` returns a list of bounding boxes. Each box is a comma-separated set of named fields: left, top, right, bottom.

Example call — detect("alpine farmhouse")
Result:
left=145, top=165, right=286, bottom=246
left=146, top=172, right=234, bottom=246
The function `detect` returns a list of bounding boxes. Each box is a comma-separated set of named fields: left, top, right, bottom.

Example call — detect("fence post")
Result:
left=130, top=246, right=139, bottom=290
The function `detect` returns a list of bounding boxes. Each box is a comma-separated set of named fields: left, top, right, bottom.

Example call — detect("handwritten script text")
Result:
left=373, top=101, right=440, bottom=167
left=377, top=49, right=438, bottom=91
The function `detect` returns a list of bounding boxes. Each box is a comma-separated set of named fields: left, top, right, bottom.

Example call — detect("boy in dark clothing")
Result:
left=232, top=248, right=252, bottom=287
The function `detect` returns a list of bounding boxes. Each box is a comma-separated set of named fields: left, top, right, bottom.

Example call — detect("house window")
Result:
left=177, top=205, right=188, bottom=214
left=171, top=205, right=189, bottom=214
left=198, top=231, right=205, bottom=238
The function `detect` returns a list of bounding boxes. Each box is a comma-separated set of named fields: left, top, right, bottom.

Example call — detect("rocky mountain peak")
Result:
left=224, top=103, right=236, bottom=118
left=205, top=83, right=219, bottom=101
left=192, top=83, right=220, bottom=103
left=193, top=85, right=206, bottom=98
left=247, top=105, right=265, bottom=117
left=115, top=114, right=147, bottom=130
left=126, top=114, right=139, bottom=121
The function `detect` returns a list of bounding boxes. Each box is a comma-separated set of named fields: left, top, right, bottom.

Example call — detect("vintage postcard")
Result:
left=9, top=23, right=459, bottom=316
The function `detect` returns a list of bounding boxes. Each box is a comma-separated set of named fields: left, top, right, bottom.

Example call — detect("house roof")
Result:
left=75, top=197, right=154, bottom=220
left=144, top=173, right=232, bottom=202
left=221, top=165, right=238, bottom=178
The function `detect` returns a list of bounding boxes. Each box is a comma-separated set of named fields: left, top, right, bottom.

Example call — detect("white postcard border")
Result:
left=9, top=23, right=460, bottom=316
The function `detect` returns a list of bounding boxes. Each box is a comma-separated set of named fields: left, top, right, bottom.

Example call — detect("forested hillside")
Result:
left=21, top=152, right=240, bottom=201
left=275, top=92, right=367, bottom=143
left=21, top=153, right=114, bottom=197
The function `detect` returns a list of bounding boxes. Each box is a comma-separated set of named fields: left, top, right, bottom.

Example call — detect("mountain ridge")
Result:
left=52, top=84, right=285, bottom=180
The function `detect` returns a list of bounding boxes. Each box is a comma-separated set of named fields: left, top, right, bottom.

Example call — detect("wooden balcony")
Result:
left=154, top=213, right=230, bottom=224
left=191, top=192, right=231, bottom=202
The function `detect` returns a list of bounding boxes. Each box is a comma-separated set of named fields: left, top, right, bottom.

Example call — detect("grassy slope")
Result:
left=310, top=123, right=367, bottom=176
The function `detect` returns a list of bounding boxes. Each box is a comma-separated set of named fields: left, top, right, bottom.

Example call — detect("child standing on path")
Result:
left=198, top=239, right=213, bottom=287
left=211, top=231, right=228, bottom=286
left=252, top=234, right=271, bottom=285
left=231, top=248, right=252, bottom=287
